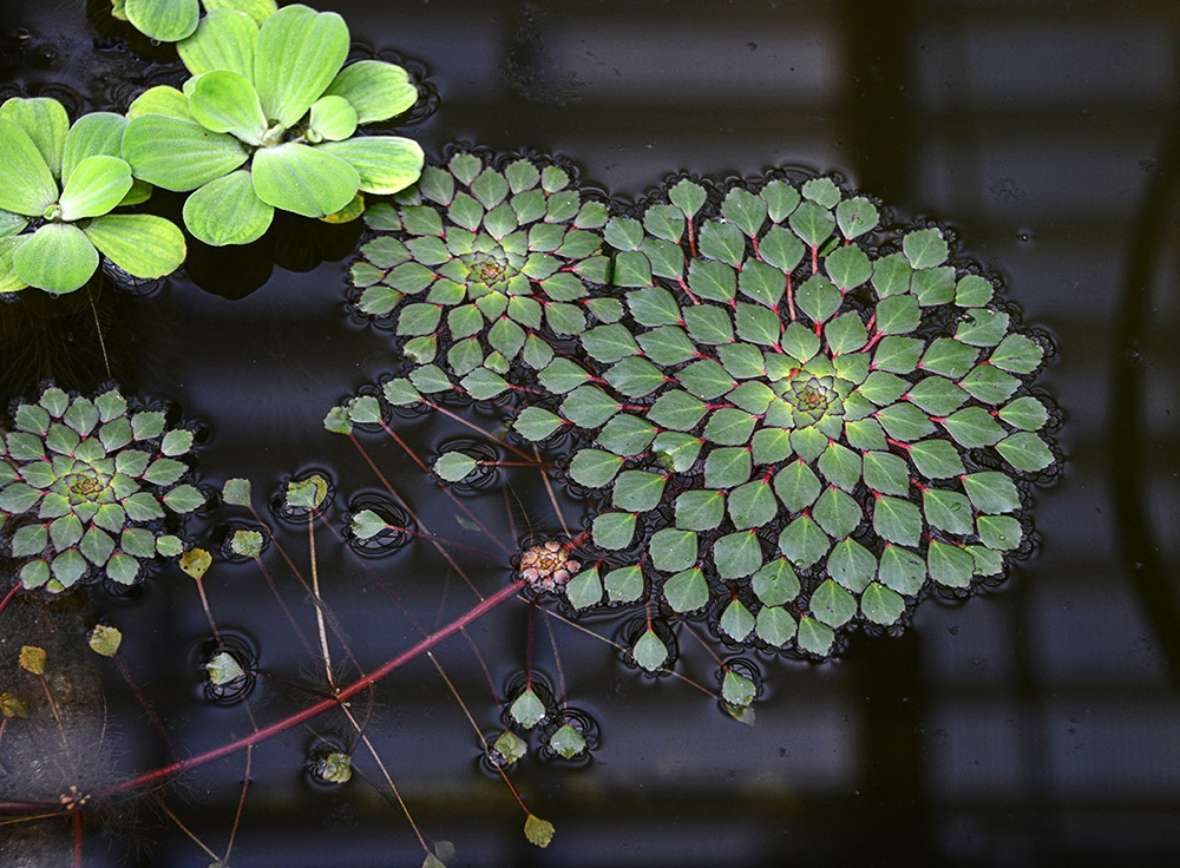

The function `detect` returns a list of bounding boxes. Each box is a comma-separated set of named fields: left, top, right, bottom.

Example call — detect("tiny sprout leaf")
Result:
left=435, top=451, right=477, bottom=482
left=509, top=687, right=546, bottom=729
left=206, top=650, right=245, bottom=685
left=632, top=628, right=669, bottom=672
left=524, top=814, right=555, bottom=849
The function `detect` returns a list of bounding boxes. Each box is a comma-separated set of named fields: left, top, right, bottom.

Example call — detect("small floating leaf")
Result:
left=206, top=650, right=245, bottom=685
left=524, top=814, right=555, bottom=849
left=88, top=624, right=123, bottom=657
left=18, top=645, right=46, bottom=675
left=509, top=687, right=546, bottom=729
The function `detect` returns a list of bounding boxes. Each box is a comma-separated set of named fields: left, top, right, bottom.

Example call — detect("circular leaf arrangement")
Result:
left=344, top=150, right=609, bottom=399
left=0, top=385, right=204, bottom=593
left=332, top=159, right=1057, bottom=666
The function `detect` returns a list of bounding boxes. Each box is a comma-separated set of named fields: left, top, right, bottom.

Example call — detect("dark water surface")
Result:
left=1, top=2, right=1179, bottom=866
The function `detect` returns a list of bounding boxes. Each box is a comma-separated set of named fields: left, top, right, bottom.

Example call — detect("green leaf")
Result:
left=649, top=528, right=698, bottom=573
left=902, top=227, right=948, bottom=269
left=728, top=480, right=777, bottom=529
left=788, top=200, right=835, bottom=249
left=773, top=460, right=821, bottom=512
left=995, top=432, right=1054, bottom=471
left=549, top=723, right=587, bottom=759
left=662, top=568, right=708, bottom=613
left=809, top=578, right=856, bottom=628
left=977, top=514, right=1022, bottom=550
left=13, top=224, right=98, bottom=294
left=713, top=530, right=763, bottom=579
left=906, top=376, right=967, bottom=417
left=922, top=488, right=975, bottom=535
left=778, top=515, right=829, bottom=568
left=596, top=414, right=657, bottom=455
left=674, top=489, right=726, bottom=531
left=956, top=274, right=994, bottom=307
left=223, top=478, right=252, bottom=507
left=591, top=512, right=635, bottom=550
left=513, top=407, right=564, bottom=442
left=189, top=70, right=268, bottom=145
left=632, top=629, right=668, bottom=672
left=320, top=137, right=425, bottom=195
left=998, top=396, right=1048, bottom=431
left=836, top=196, right=879, bottom=239
left=861, top=582, right=905, bottom=625
left=253, top=4, right=348, bottom=128
left=919, top=338, right=978, bottom=379
left=580, top=323, right=639, bottom=363
left=163, top=484, right=204, bottom=513
left=825, top=244, right=871, bottom=290
left=566, top=450, right=619, bottom=488
left=812, top=487, right=862, bottom=539
left=960, top=364, right=1020, bottom=405
left=251, top=142, right=359, bottom=218
left=907, top=438, right=965, bottom=479
left=796, top=274, right=841, bottom=324
left=612, top=470, right=667, bottom=512
left=84, top=215, right=187, bottom=279
left=324, top=60, right=416, bottom=123
left=509, top=687, right=546, bottom=728
left=604, top=566, right=644, bottom=602
left=722, top=187, right=767, bottom=238
left=123, top=115, right=247, bottom=192
left=796, top=616, right=834, bottom=656
left=564, top=567, right=602, bottom=609
left=524, top=814, right=555, bottom=849
left=913, top=266, right=955, bottom=306
left=955, top=308, right=1010, bottom=347
left=434, top=451, right=476, bottom=482
left=989, top=333, right=1043, bottom=374
left=124, top=0, right=199, bottom=41
left=755, top=606, right=797, bottom=647
left=927, top=539, right=973, bottom=588
left=698, top=220, right=745, bottom=266
left=178, top=10, right=258, bottom=78
left=604, top=216, right=643, bottom=251
left=873, top=495, right=922, bottom=546
left=719, top=598, right=755, bottom=642
left=0, top=118, right=58, bottom=216
left=669, top=178, right=706, bottom=217
left=182, top=170, right=274, bottom=246
left=871, top=252, right=911, bottom=298
left=0, top=97, right=68, bottom=180
left=817, top=441, right=861, bottom=491
left=961, top=471, right=1020, bottom=514
left=876, top=402, right=935, bottom=442
left=942, top=407, right=1005, bottom=448
left=722, top=669, right=757, bottom=708
left=643, top=204, right=684, bottom=242
left=878, top=544, right=926, bottom=595
left=826, top=538, right=876, bottom=592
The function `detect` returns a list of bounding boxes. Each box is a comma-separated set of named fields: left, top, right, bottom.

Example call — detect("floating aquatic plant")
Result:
left=110, top=0, right=275, bottom=43
left=0, top=97, right=186, bottom=295
left=346, top=161, right=1056, bottom=661
left=122, top=3, right=424, bottom=247
left=538, top=176, right=1053, bottom=655
left=345, top=150, right=608, bottom=393
left=0, top=385, right=202, bottom=593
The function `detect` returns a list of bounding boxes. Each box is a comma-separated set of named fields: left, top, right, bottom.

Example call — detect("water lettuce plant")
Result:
left=0, top=97, right=186, bottom=295
left=122, top=3, right=425, bottom=247
left=0, top=385, right=203, bottom=593
left=110, top=0, right=276, bottom=43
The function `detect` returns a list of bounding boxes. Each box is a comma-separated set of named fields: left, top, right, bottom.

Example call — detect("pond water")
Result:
left=1, top=1, right=1178, bottom=866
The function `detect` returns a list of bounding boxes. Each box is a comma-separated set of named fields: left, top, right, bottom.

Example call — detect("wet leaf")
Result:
left=524, top=814, right=555, bottom=849
left=206, top=650, right=245, bottom=685
left=180, top=548, right=213, bottom=580
left=632, top=629, right=668, bottom=672
left=88, top=624, right=123, bottom=657
left=509, top=687, right=546, bottom=729
left=18, top=645, right=46, bottom=675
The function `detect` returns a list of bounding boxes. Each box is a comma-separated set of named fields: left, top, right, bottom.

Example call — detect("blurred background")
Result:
left=0, top=1, right=1178, bottom=865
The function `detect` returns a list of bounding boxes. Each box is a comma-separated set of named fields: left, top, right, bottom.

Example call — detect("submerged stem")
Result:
left=100, top=579, right=527, bottom=798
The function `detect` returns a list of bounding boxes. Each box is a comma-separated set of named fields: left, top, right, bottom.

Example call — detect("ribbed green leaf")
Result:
left=316, top=137, right=424, bottom=195
left=0, top=118, right=58, bottom=216
left=84, top=215, right=186, bottom=279
left=0, top=97, right=69, bottom=179
left=125, top=0, right=200, bottom=41
left=0, top=236, right=29, bottom=293
left=251, top=142, right=359, bottom=218
left=182, top=170, right=274, bottom=246
left=307, top=95, right=357, bottom=143
left=58, top=156, right=132, bottom=221
left=178, top=9, right=258, bottom=78
left=13, top=224, right=98, bottom=294
left=189, top=70, right=268, bottom=145
left=324, top=60, right=417, bottom=123
left=123, top=115, right=248, bottom=192
left=128, top=86, right=193, bottom=121
left=254, top=4, right=349, bottom=128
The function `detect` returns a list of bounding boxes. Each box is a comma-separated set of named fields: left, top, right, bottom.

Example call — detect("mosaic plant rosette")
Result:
left=332, top=158, right=1057, bottom=664
left=0, top=385, right=204, bottom=592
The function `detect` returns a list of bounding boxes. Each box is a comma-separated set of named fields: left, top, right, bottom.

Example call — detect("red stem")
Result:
left=72, top=810, right=82, bottom=868
left=0, top=583, right=19, bottom=618
left=99, top=579, right=526, bottom=798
